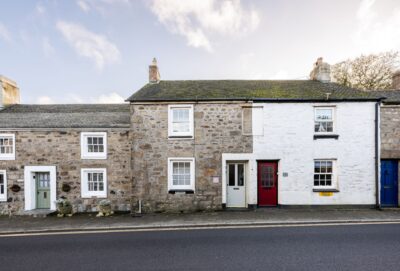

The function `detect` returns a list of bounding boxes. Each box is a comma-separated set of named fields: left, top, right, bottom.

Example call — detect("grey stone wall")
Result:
left=381, top=106, right=400, bottom=159
left=0, top=129, right=131, bottom=215
left=131, top=102, right=253, bottom=213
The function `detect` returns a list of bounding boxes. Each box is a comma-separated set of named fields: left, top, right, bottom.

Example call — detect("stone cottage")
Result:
left=128, top=58, right=382, bottom=213
left=0, top=101, right=131, bottom=214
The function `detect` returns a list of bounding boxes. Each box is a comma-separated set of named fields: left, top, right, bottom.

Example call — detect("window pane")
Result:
left=228, top=164, right=235, bottom=186
left=316, top=109, right=332, bottom=121
left=238, top=164, right=244, bottom=186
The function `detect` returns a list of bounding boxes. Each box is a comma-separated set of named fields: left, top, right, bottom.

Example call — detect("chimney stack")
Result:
left=0, top=75, right=20, bottom=108
left=393, top=70, right=400, bottom=89
left=149, top=58, right=160, bottom=84
left=310, top=57, right=331, bottom=83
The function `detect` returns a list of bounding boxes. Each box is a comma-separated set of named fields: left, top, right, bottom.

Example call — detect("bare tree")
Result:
left=331, top=51, right=400, bottom=90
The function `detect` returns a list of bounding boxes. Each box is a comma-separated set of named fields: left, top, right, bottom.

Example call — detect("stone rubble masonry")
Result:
left=381, top=106, right=400, bottom=159
left=130, top=102, right=253, bottom=213
left=0, top=129, right=132, bottom=215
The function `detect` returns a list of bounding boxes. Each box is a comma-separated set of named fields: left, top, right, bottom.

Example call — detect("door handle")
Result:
left=233, top=188, right=239, bottom=190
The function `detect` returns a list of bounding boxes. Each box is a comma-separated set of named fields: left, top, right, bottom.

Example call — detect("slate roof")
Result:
left=370, top=90, right=400, bottom=104
left=127, top=80, right=382, bottom=102
left=0, top=104, right=130, bottom=129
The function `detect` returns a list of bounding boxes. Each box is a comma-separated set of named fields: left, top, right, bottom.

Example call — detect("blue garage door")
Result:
left=381, top=160, right=398, bottom=207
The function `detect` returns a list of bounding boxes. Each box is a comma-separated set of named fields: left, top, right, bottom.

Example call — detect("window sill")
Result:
left=312, top=188, right=339, bottom=192
left=313, top=134, right=339, bottom=140
left=168, top=136, right=194, bottom=139
left=0, top=156, right=16, bottom=161
left=81, top=155, right=107, bottom=160
left=168, top=190, right=194, bottom=194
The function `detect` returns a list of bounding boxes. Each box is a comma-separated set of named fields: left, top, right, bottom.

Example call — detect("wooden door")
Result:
left=381, top=160, right=398, bottom=207
left=258, top=162, right=278, bottom=206
left=36, top=172, right=50, bottom=209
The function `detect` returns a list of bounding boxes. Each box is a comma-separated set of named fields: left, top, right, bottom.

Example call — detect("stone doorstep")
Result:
left=20, top=209, right=57, bottom=218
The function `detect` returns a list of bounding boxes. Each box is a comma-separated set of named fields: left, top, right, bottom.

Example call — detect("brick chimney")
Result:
left=0, top=75, right=20, bottom=108
left=310, top=57, right=331, bottom=83
left=393, top=70, right=400, bottom=89
left=149, top=58, right=160, bottom=84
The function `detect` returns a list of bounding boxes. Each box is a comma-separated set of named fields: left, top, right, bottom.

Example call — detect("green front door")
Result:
left=36, top=172, right=50, bottom=209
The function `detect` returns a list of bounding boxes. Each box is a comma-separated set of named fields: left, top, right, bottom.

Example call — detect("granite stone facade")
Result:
left=381, top=106, right=400, bottom=159
left=130, top=102, right=253, bottom=213
left=0, top=129, right=131, bottom=215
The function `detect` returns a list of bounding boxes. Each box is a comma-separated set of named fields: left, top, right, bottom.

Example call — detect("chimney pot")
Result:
left=149, top=58, right=160, bottom=84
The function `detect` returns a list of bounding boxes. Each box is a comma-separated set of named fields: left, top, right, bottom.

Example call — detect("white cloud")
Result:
left=56, top=21, right=120, bottom=70
left=36, top=96, right=55, bottom=104
left=0, top=22, right=12, bottom=42
left=150, top=0, right=260, bottom=52
left=77, top=0, right=90, bottom=12
left=36, top=3, right=46, bottom=15
left=354, top=0, right=400, bottom=54
left=93, top=92, right=125, bottom=103
left=42, top=37, right=55, bottom=57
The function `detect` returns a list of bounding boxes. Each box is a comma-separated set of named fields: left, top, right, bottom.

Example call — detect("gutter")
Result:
left=127, top=97, right=383, bottom=103
left=375, top=101, right=380, bottom=208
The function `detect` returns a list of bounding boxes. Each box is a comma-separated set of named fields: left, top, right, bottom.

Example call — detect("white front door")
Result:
left=227, top=163, right=246, bottom=207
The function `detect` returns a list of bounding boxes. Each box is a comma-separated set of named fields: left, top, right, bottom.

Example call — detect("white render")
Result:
left=223, top=102, right=378, bottom=206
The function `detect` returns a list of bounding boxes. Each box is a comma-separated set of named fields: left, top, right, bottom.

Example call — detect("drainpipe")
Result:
left=375, top=101, right=380, bottom=209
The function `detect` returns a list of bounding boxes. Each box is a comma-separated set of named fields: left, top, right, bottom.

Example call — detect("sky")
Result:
left=0, top=0, right=399, bottom=104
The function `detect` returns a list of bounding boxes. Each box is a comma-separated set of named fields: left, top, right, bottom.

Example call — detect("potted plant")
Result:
left=55, top=198, right=73, bottom=217
left=97, top=199, right=113, bottom=217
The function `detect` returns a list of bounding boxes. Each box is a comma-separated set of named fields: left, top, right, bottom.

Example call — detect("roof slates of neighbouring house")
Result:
left=370, top=90, right=400, bottom=104
left=127, top=80, right=382, bottom=102
left=0, top=104, right=130, bottom=129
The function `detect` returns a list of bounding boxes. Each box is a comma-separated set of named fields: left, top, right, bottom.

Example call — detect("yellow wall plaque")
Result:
left=319, top=192, right=333, bottom=197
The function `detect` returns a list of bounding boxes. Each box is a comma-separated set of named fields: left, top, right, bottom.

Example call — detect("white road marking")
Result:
left=1, top=220, right=400, bottom=238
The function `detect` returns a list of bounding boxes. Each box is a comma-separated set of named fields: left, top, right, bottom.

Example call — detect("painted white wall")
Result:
left=223, top=102, right=377, bottom=206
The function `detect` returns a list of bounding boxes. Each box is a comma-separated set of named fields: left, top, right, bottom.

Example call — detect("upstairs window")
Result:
left=81, top=132, right=107, bottom=160
left=314, top=107, right=334, bottom=133
left=168, top=105, right=194, bottom=138
left=0, top=170, right=7, bottom=201
left=0, top=134, right=15, bottom=160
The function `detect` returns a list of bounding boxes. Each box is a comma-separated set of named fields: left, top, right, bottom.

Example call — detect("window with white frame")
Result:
left=168, top=158, right=195, bottom=191
left=314, top=160, right=335, bottom=188
left=0, top=170, right=7, bottom=201
left=81, top=132, right=107, bottom=159
left=0, top=134, right=15, bottom=160
left=314, top=107, right=335, bottom=133
left=168, top=105, right=194, bottom=137
left=81, top=168, right=107, bottom=198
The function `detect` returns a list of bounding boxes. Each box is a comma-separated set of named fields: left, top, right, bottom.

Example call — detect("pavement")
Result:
left=0, top=208, right=400, bottom=235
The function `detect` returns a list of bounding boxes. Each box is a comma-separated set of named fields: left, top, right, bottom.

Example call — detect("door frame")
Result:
left=24, top=166, right=57, bottom=211
left=380, top=159, right=399, bottom=207
left=257, top=160, right=279, bottom=207
left=226, top=162, right=247, bottom=208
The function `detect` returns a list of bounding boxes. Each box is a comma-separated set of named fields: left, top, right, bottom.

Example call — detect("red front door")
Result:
left=258, top=161, right=278, bottom=206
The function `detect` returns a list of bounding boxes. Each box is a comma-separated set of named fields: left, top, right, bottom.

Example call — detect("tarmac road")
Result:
left=0, top=223, right=399, bottom=271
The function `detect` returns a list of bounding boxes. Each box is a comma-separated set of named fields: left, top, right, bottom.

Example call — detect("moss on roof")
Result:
left=127, top=80, right=380, bottom=102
